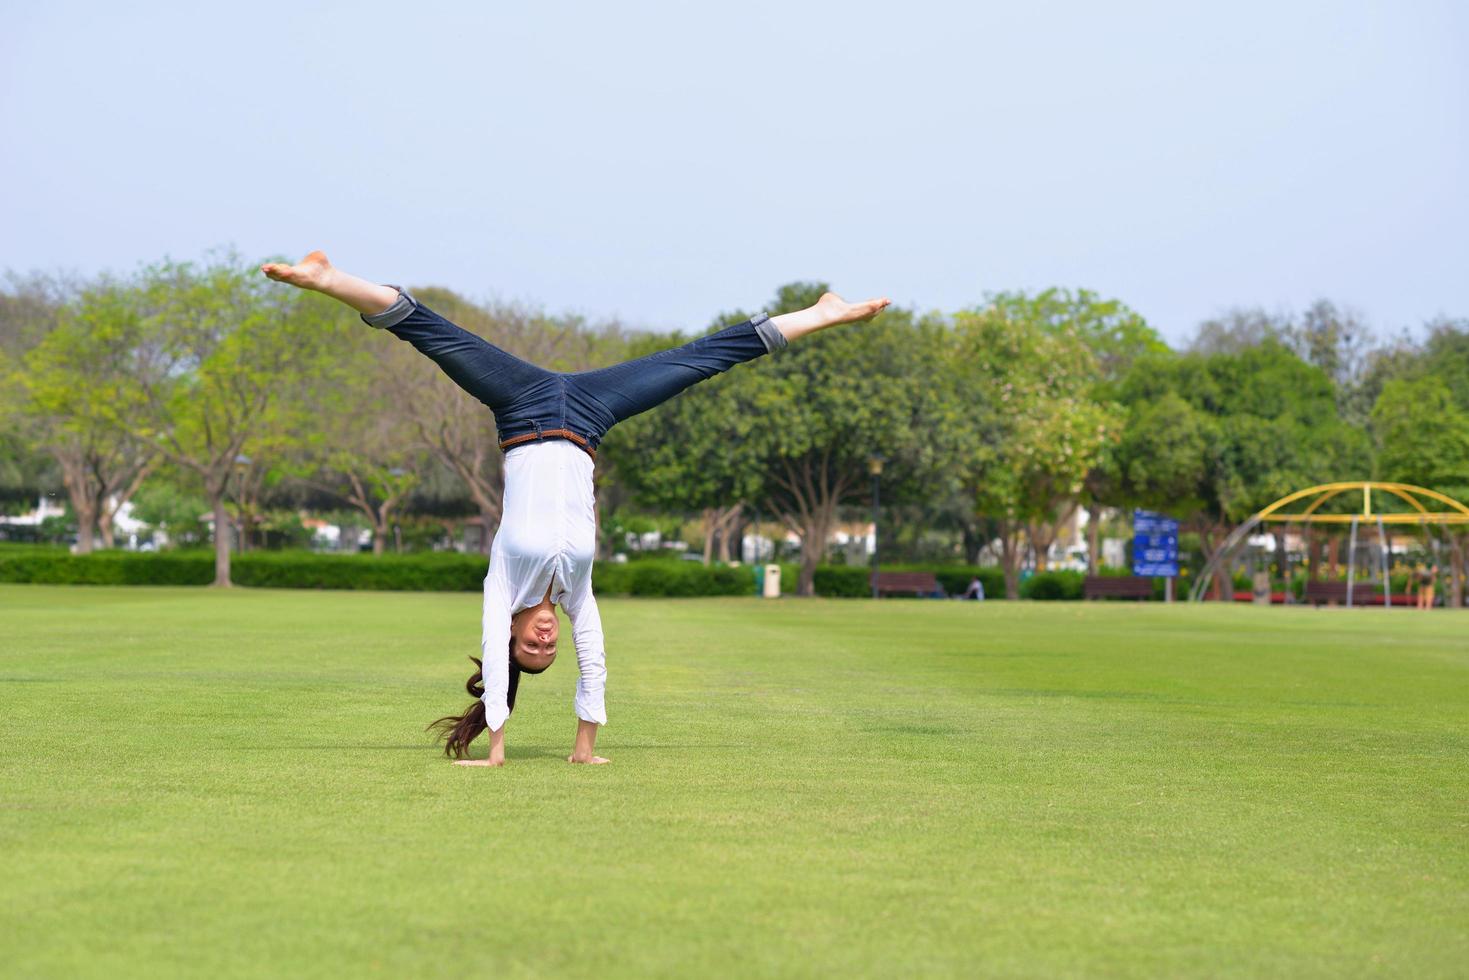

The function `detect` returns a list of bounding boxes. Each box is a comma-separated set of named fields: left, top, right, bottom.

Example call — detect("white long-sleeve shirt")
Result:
left=480, top=440, right=606, bottom=732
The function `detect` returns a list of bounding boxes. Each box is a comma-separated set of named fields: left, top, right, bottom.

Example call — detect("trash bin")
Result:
left=762, top=564, right=782, bottom=598
left=1252, top=570, right=1271, bottom=605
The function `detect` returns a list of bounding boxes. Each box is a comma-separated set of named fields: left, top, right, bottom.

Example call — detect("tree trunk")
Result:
left=372, top=525, right=386, bottom=556
left=212, top=493, right=232, bottom=587
left=75, top=515, right=96, bottom=554
left=962, top=520, right=983, bottom=566
left=701, top=508, right=717, bottom=566
left=1087, top=508, right=1101, bottom=575
left=102, top=458, right=154, bottom=552
left=1327, top=536, right=1340, bottom=578
left=58, top=461, right=98, bottom=553
left=712, top=504, right=743, bottom=564
left=999, top=520, right=1022, bottom=599
left=796, top=508, right=834, bottom=597
left=1198, top=523, right=1232, bottom=601
left=1029, top=526, right=1053, bottom=572
left=798, top=549, right=818, bottom=597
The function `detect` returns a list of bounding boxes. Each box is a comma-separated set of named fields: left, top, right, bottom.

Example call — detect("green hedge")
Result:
left=1020, top=569, right=1085, bottom=600
left=0, top=546, right=1086, bottom=599
left=593, top=560, right=753, bottom=597
left=0, top=549, right=755, bottom=597
left=0, top=549, right=491, bottom=590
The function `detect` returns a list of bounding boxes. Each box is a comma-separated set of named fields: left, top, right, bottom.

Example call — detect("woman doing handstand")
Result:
left=262, top=252, right=888, bottom=766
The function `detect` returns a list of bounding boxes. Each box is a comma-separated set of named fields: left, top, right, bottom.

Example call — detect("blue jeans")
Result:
left=364, top=288, right=786, bottom=456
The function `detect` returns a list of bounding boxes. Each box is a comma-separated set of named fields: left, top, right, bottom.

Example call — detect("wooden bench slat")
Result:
left=1083, top=576, right=1153, bottom=600
left=872, top=571, right=941, bottom=597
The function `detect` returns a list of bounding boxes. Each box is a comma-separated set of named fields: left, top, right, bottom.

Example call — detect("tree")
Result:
left=1115, top=341, right=1366, bottom=598
left=1190, top=308, right=1291, bottom=355
left=1370, top=377, right=1469, bottom=489
left=1371, top=376, right=1469, bottom=607
left=15, top=281, right=156, bottom=551
left=98, top=256, right=351, bottom=584
left=1420, top=319, right=1469, bottom=407
left=128, top=470, right=209, bottom=547
left=1024, top=289, right=1167, bottom=574
left=1193, top=301, right=1376, bottom=423
left=1293, top=299, right=1374, bottom=422
left=950, top=293, right=1119, bottom=597
left=293, top=341, right=424, bottom=556
left=603, top=330, right=764, bottom=565
left=682, top=283, right=945, bottom=596
left=0, top=273, right=69, bottom=517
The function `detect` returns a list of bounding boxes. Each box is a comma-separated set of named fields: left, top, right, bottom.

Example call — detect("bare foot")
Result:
left=260, top=250, right=334, bottom=291
left=771, top=292, right=891, bottom=342
left=813, top=291, right=891, bottom=327
left=453, top=758, right=505, bottom=767
left=568, top=755, right=611, bottom=765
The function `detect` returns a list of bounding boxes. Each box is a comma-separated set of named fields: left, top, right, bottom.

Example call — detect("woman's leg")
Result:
left=569, top=291, right=892, bottom=429
left=262, top=251, right=553, bottom=414
left=570, top=315, right=780, bottom=427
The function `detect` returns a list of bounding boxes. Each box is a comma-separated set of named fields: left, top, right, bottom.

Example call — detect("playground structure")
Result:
left=1188, top=482, right=1469, bottom=605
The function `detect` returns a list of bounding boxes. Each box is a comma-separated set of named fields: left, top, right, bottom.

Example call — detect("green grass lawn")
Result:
left=2, top=585, right=1466, bottom=978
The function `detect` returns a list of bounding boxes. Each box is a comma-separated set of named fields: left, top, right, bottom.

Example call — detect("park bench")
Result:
left=1083, top=576, right=1154, bottom=600
left=1303, top=580, right=1384, bottom=606
left=871, top=571, right=943, bottom=597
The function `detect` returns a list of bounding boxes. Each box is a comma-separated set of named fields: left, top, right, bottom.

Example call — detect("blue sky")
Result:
left=2, top=1, right=1465, bottom=343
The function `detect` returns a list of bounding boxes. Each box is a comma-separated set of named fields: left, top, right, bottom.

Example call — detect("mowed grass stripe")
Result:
left=1, top=585, right=1465, bottom=978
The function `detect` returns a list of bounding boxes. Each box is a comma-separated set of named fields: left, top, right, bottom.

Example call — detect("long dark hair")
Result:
left=428, top=639, right=548, bottom=758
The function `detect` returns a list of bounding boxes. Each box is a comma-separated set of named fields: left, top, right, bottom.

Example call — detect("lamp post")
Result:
left=869, top=454, right=886, bottom=599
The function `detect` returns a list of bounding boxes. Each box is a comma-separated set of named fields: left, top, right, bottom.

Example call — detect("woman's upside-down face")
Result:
left=512, top=605, right=559, bottom=672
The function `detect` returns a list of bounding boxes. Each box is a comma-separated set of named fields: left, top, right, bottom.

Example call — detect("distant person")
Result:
left=963, top=576, right=985, bottom=600
left=1416, top=563, right=1438, bottom=610
left=262, top=251, right=889, bottom=767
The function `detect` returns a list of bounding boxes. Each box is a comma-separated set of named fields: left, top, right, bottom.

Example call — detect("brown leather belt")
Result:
left=498, top=428, right=597, bottom=461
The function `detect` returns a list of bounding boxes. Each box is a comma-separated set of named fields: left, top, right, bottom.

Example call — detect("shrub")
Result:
left=813, top=565, right=869, bottom=597
left=1020, top=569, right=1085, bottom=600
left=233, top=551, right=487, bottom=591
left=593, top=560, right=753, bottom=597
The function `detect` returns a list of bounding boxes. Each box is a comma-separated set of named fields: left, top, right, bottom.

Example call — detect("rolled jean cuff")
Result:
left=361, top=285, right=416, bottom=329
left=750, top=312, right=787, bottom=353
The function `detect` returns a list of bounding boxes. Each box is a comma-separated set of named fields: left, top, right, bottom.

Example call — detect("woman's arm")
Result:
left=481, top=572, right=513, bottom=735
left=561, top=588, right=609, bottom=764
left=456, top=571, right=512, bottom=765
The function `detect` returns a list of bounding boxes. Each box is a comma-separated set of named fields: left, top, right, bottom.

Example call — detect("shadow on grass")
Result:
left=232, top=742, right=752, bottom=757
left=235, top=744, right=440, bottom=752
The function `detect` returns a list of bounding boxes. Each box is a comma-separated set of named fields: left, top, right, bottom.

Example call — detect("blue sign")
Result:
left=1132, top=509, right=1179, bottom=577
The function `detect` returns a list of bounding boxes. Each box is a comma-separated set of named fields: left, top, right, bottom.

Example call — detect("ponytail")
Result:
left=428, top=639, right=541, bottom=758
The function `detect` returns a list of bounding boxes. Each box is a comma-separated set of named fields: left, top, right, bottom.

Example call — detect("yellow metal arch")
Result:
left=1254, top=482, right=1469, bottom=525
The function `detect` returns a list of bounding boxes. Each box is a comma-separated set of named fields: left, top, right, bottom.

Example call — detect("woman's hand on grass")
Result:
left=569, top=718, right=607, bottom=764
left=452, top=724, right=506, bottom=766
